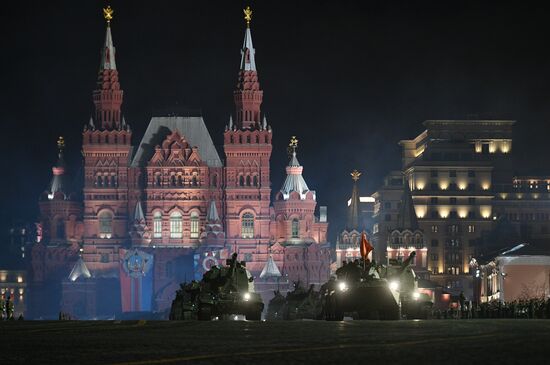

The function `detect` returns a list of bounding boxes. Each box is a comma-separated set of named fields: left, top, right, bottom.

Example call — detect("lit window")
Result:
left=292, top=218, right=300, bottom=238
left=190, top=211, right=199, bottom=239
left=153, top=211, right=162, bottom=238
left=99, top=211, right=113, bottom=238
left=241, top=213, right=254, bottom=238
left=170, top=212, right=183, bottom=238
left=468, top=225, right=475, bottom=233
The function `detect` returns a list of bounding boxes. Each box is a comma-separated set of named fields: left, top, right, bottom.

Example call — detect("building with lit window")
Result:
left=0, top=270, right=27, bottom=318
left=30, top=7, right=330, bottom=318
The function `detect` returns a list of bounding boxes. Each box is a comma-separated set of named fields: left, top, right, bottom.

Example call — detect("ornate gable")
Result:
left=149, top=131, right=204, bottom=167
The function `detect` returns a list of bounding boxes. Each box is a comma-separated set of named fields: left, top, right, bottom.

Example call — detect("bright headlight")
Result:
left=413, top=292, right=420, bottom=300
left=243, top=292, right=251, bottom=301
left=338, top=282, right=348, bottom=291
left=389, top=281, right=399, bottom=291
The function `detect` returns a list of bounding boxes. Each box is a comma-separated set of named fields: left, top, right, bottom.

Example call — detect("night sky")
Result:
left=2, top=0, right=550, bottom=239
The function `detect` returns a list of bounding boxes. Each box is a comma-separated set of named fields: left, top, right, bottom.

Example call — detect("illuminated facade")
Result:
left=31, top=9, right=330, bottom=318
left=0, top=270, right=26, bottom=318
left=373, top=120, right=516, bottom=296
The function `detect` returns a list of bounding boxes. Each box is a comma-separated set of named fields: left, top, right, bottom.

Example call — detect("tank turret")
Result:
left=170, top=253, right=264, bottom=321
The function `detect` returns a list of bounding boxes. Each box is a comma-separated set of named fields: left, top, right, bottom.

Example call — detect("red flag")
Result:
left=360, top=232, right=374, bottom=259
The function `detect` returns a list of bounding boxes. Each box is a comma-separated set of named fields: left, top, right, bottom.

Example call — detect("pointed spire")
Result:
left=100, top=6, right=117, bottom=71
left=397, top=177, right=419, bottom=230
left=262, top=115, right=267, bottom=130
left=48, top=137, right=68, bottom=200
left=234, top=6, right=263, bottom=129
left=229, top=115, right=233, bottom=130
left=260, top=255, right=282, bottom=279
left=347, top=170, right=361, bottom=229
left=134, top=201, right=145, bottom=222
left=69, top=257, right=92, bottom=282
left=207, top=200, right=220, bottom=222
left=93, top=6, right=123, bottom=130
left=241, top=6, right=256, bottom=71
left=88, top=116, right=95, bottom=129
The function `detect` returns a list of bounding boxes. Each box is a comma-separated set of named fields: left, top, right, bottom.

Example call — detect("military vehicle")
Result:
left=270, top=281, right=323, bottom=320
left=170, top=253, right=264, bottom=321
left=265, top=290, right=286, bottom=320
left=323, top=252, right=433, bottom=320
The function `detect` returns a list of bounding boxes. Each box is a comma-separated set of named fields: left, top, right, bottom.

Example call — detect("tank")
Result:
left=169, top=253, right=264, bottom=321
left=381, top=252, right=433, bottom=319
left=265, top=290, right=286, bottom=320
left=322, top=252, right=430, bottom=320
left=280, top=281, right=323, bottom=320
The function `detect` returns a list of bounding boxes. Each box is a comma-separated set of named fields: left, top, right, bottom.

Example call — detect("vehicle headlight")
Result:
left=413, top=292, right=420, bottom=300
left=338, top=282, right=348, bottom=291
left=389, top=281, right=399, bottom=291
left=243, top=292, right=251, bottom=301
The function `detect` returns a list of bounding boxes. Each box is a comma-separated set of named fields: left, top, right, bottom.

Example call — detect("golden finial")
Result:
left=287, top=136, right=298, bottom=156
left=289, top=136, right=298, bottom=149
left=57, top=136, right=65, bottom=152
left=243, top=6, right=253, bottom=26
left=103, top=6, right=114, bottom=24
left=351, top=170, right=361, bottom=182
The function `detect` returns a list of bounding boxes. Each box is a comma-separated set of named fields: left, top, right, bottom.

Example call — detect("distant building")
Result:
left=472, top=242, right=550, bottom=303
left=0, top=270, right=26, bottom=318
left=373, top=119, right=550, bottom=299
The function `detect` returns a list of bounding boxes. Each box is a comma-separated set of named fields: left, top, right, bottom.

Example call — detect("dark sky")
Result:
left=2, top=0, right=550, bottom=239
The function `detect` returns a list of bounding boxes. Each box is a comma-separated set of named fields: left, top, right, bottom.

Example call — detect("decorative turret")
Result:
left=92, top=6, right=125, bottom=131
left=279, top=136, right=314, bottom=201
left=347, top=170, right=361, bottom=229
left=234, top=6, right=264, bottom=129
left=39, top=137, right=82, bottom=245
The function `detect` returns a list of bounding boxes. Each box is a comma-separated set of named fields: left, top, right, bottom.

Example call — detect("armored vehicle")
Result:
left=323, top=252, right=432, bottom=320
left=265, top=290, right=286, bottom=320
left=280, top=282, right=323, bottom=320
left=170, top=253, right=264, bottom=321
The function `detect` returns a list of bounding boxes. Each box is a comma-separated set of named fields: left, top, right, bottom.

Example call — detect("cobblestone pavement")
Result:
left=1, top=319, right=549, bottom=364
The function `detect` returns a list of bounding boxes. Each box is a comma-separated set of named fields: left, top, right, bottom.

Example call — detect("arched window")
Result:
left=192, top=175, right=198, bottom=186
left=177, top=175, right=183, bottom=186
left=153, top=211, right=162, bottom=238
left=190, top=211, right=199, bottom=238
left=155, top=174, right=161, bottom=186
left=111, top=175, right=116, bottom=187
left=171, top=175, right=176, bottom=186
left=170, top=211, right=183, bottom=238
left=97, top=175, right=103, bottom=187
left=99, top=211, right=113, bottom=238
left=253, top=175, right=258, bottom=187
left=241, top=213, right=254, bottom=238
left=239, top=175, right=244, bottom=187
left=211, top=174, right=218, bottom=187
left=292, top=218, right=299, bottom=238
left=55, top=218, right=65, bottom=240
left=246, top=175, right=251, bottom=186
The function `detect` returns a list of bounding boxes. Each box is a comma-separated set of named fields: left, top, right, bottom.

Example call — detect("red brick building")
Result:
left=31, top=9, right=330, bottom=318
